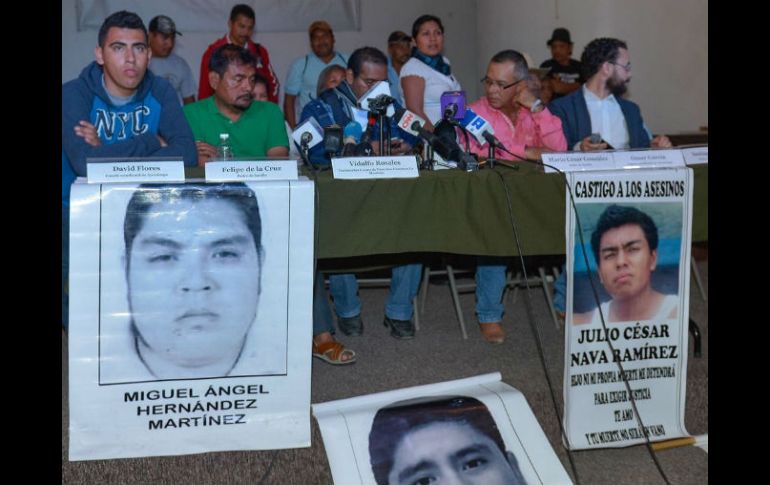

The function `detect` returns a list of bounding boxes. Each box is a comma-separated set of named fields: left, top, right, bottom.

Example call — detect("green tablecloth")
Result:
left=186, top=164, right=707, bottom=259
left=313, top=164, right=707, bottom=258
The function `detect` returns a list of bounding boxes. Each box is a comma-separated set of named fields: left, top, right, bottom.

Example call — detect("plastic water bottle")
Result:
left=216, top=133, right=234, bottom=160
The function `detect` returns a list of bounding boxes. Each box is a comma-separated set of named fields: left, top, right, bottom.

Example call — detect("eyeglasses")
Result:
left=610, top=61, right=631, bottom=71
left=480, top=76, right=524, bottom=91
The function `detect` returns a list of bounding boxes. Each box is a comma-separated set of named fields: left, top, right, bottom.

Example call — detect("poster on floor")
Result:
left=313, top=373, right=572, bottom=485
left=68, top=179, right=315, bottom=460
left=563, top=168, right=693, bottom=449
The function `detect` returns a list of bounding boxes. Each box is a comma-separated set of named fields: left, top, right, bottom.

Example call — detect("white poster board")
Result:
left=68, top=179, right=314, bottom=460
left=563, top=168, right=692, bottom=449
left=313, top=373, right=572, bottom=485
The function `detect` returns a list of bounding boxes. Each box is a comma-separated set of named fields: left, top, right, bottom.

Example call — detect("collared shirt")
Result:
left=183, top=96, right=289, bottom=158
left=467, top=97, right=567, bottom=160
left=387, top=59, right=405, bottom=107
left=285, top=50, right=349, bottom=119
left=581, top=85, right=630, bottom=150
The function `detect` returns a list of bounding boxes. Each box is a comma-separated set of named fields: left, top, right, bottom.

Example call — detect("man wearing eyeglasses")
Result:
left=465, top=50, right=567, bottom=343
left=549, top=37, right=671, bottom=151
left=183, top=44, right=289, bottom=166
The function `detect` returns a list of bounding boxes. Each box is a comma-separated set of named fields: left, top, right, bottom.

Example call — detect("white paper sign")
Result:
left=205, top=160, right=299, bottom=181
left=542, top=152, right=615, bottom=173
left=68, top=180, right=315, bottom=460
left=313, top=373, right=572, bottom=485
left=563, top=168, right=693, bottom=449
left=331, top=155, right=419, bottom=179
left=87, top=160, right=185, bottom=183
left=681, top=146, right=708, bottom=165
left=612, top=149, right=685, bottom=170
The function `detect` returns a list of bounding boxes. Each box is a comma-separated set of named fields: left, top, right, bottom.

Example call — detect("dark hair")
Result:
left=388, top=31, right=412, bottom=44
left=369, top=396, right=509, bottom=485
left=124, top=183, right=263, bottom=271
left=490, top=49, right=530, bottom=81
left=590, top=204, right=658, bottom=263
left=316, top=64, right=346, bottom=96
left=411, top=14, right=444, bottom=39
left=98, top=10, right=147, bottom=47
left=581, top=37, right=628, bottom=80
left=230, top=4, right=255, bottom=22
left=208, top=44, right=257, bottom=77
left=347, top=47, right=388, bottom=78
left=254, top=73, right=268, bottom=88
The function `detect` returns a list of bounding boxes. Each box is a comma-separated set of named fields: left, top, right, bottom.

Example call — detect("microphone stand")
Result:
left=487, top=143, right=497, bottom=169
left=300, top=142, right=317, bottom=174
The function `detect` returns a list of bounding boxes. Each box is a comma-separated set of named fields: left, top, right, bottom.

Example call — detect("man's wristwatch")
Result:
left=530, top=99, right=544, bottom=113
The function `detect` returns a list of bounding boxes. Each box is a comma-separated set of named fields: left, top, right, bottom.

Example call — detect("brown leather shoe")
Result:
left=479, top=322, right=505, bottom=344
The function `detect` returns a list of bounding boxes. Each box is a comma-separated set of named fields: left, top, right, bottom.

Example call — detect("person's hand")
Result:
left=74, top=121, right=101, bottom=147
left=195, top=141, right=217, bottom=167
left=514, top=77, right=540, bottom=109
left=157, top=135, right=168, bottom=147
left=390, top=139, right=412, bottom=155
left=579, top=135, right=608, bottom=151
left=651, top=135, right=672, bottom=148
left=524, top=146, right=544, bottom=161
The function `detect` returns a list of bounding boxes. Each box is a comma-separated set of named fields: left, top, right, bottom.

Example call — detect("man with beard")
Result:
left=549, top=37, right=671, bottom=151
left=184, top=45, right=288, bottom=165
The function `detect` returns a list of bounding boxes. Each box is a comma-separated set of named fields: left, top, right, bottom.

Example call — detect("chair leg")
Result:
left=446, top=264, right=469, bottom=339
left=511, top=271, right=522, bottom=305
left=413, top=295, right=420, bottom=331
left=539, top=266, right=561, bottom=329
left=691, top=256, right=707, bottom=303
left=419, top=266, right=431, bottom=314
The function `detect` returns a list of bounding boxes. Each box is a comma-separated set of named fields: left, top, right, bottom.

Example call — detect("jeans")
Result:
left=475, top=257, right=507, bottom=323
left=313, top=270, right=334, bottom=336
left=328, top=263, right=423, bottom=321
left=553, top=265, right=567, bottom=313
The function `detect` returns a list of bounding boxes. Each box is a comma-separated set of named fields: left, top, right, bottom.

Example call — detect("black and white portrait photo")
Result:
left=98, top=182, right=290, bottom=383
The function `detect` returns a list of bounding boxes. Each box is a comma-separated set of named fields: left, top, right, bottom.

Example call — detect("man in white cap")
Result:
left=148, top=14, right=196, bottom=105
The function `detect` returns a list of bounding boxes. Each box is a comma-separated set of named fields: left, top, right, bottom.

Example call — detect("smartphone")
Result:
left=589, top=133, right=614, bottom=149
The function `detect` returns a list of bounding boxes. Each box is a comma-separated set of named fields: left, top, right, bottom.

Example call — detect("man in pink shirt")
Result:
left=467, top=49, right=566, bottom=344
left=469, top=49, right=566, bottom=162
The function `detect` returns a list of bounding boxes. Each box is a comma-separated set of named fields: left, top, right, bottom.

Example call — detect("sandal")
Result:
left=312, top=340, right=357, bottom=365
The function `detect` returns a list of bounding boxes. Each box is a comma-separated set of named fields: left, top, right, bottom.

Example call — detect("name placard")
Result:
left=205, top=160, right=299, bottom=181
left=542, top=152, right=615, bottom=173
left=613, top=149, right=685, bottom=169
left=681, top=146, right=708, bottom=165
left=87, top=160, right=185, bottom=183
left=331, top=155, right=419, bottom=179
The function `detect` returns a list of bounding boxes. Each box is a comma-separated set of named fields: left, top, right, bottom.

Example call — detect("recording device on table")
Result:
left=395, top=107, right=478, bottom=171
left=590, top=133, right=614, bottom=149
left=291, top=117, right=324, bottom=171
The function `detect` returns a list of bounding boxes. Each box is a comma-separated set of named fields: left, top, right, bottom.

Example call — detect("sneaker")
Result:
left=338, top=315, right=363, bottom=336
left=383, top=316, right=415, bottom=339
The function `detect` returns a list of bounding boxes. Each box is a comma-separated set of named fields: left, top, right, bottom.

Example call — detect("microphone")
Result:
left=358, top=81, right=396, bottom=116
left=440, top=91, right=466, bottom=121
left=323, top=124, right=343, bottom=156
left=395, top=108, right=478, bottom=170
left=341, top=121, right=363, bottom=156
left=459, top=108, right=498, bottom=146
left=291, top=117, right=324, bottom=150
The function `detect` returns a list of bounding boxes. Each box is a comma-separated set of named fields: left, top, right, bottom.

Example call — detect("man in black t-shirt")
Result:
left=540, top=27, right=583, bottom=100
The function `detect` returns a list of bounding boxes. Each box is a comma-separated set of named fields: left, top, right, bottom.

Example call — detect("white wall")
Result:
left=61, top=0, right=480, bottom=104
left=476, top=0, right=708, bottom=134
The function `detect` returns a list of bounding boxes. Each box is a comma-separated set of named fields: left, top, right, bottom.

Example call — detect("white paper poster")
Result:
left=563, top=168, right=692, bottom=449
left=313, top=373, right=572, bottom=485
left=68, top=179, right=315, bottom=460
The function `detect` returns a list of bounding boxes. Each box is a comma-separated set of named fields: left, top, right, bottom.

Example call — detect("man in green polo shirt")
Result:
left=184, top=44, right=288, bottom=165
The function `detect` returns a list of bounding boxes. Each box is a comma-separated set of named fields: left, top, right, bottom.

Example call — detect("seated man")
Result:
left=299, top=46, right=422, bottom=339
left=466, top=49, right=567, bottom=343
left=574, top=204, right=678, bottom=324
left=549, top=37, right=672, bottom=315
left=184, top=45, right=288, bottom=165
left=61, top=10, right=197, bottom=329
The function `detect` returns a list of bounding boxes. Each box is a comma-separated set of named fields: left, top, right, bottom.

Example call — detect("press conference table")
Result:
left=187, top=163, right=708, bottom=261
